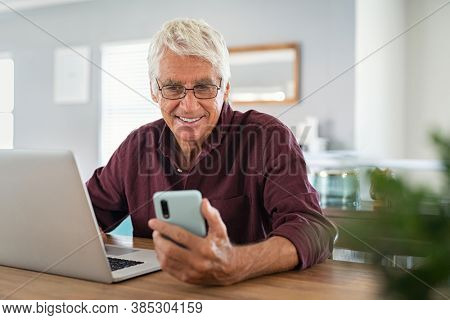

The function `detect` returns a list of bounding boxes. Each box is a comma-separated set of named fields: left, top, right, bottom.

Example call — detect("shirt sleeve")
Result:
left=262, top=125, right=337, bottom=269
left=86, top=141, right=129, bottom=232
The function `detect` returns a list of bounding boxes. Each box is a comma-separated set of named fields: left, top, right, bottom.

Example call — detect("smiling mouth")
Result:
left=176, top=116, right=204, bottom=123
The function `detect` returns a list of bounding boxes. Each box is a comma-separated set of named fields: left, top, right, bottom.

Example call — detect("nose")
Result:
left=179, top=89, right=197, bottom=111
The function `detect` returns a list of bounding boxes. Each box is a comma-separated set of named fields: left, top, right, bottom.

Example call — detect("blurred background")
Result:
left=0, top=0, right=449, bottom=250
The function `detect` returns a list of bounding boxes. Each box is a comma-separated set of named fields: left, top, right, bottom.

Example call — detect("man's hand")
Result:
left=148, top=198, right=241, bottom=285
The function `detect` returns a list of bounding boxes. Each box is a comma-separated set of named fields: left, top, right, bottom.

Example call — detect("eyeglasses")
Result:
left=156, top=79, right=222, bottom=100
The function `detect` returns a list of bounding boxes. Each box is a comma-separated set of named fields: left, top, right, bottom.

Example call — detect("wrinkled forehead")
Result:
left=157, top=50, right=220, bottom=84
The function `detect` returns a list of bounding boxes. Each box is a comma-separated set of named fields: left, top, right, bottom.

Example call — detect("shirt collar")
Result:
left=158, top=102, right=234, bottom=159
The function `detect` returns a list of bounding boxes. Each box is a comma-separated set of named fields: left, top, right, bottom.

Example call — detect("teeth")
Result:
left=178, top=116, right=201, bottom=123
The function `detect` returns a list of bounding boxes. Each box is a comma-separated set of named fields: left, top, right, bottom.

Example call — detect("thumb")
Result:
left=201, top=198, right=228, bottom=238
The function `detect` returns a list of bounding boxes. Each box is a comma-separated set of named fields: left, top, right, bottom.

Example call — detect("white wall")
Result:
left=355, top=0, right=407, bottom=159
left=0, top=0, right=355, bottom=180
left=404, top=0, right=450, bottom=159
left=355, top=0, right=450, bottom=160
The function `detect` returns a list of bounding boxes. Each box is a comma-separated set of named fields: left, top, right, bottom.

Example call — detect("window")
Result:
left=0, top=57, right=14, bottom=149
left=101, top=41, right=161, bottom=165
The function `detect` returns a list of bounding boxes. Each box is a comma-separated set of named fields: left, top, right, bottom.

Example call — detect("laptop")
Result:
left=0, top=149, right=160, bottom=283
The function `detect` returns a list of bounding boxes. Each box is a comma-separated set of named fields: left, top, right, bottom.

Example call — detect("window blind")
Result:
left=101, top=41, right=161, bottom=165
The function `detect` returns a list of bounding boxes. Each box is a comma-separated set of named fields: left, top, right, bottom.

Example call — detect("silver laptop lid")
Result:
left=0, top=150, right=113, bottom=283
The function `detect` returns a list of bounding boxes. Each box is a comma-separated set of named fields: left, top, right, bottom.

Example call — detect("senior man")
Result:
left=87, top=18, right=337, bottom=285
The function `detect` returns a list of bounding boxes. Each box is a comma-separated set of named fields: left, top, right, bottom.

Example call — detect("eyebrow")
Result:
left=160, top=78, right=217, bottom=86
left=195, top=78, right=216, bottom=85
left=159, top=79, right=181, bottom=86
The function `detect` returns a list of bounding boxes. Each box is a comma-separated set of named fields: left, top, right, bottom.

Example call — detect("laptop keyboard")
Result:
left=108, top=257, right=144, bottom=271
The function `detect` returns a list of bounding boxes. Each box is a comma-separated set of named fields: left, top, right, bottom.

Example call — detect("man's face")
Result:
left=152, top=50, right=230, bottom=145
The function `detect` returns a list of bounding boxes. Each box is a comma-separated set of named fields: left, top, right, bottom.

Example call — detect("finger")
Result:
left=165, top=265, right=204, bottom=285
left=201, top=199, right=228, bottom=238
left=153, top=230, right=188, bottom=266
left=153, top=230, right=210, bottom=276
left=149, top=218, right=202, bottom=251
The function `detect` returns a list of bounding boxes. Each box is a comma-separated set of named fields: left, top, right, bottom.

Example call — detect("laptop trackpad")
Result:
left=105, top=245, right=138, bottom=256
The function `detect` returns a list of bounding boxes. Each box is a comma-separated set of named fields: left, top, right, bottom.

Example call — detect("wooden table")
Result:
left=0, top=235, right=382, bottom=300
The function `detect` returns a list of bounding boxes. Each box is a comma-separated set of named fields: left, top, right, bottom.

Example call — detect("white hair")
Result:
left=147, top=18, right=230, bottom=91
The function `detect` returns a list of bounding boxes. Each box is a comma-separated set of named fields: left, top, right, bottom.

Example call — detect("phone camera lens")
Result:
left=161, top=200, right=170, bottom=219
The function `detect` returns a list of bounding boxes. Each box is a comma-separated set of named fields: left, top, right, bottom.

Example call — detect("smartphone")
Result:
left=153, top=190, right=206, bottom=237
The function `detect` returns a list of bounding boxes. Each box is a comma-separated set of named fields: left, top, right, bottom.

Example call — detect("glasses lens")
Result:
left=194, top=85, right=218, bottom=99
left=162, top=85, right=185, bottom=99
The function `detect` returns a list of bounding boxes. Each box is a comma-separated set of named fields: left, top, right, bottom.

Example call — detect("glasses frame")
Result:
left=156, top=79, right=222, bottom=100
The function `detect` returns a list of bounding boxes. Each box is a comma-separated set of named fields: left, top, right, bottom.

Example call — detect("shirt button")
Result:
left=177, top=168, right=183, bottom=173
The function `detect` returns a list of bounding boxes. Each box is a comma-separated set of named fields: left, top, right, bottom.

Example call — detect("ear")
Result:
left=223, top=81, right=230, bottom=102
left=150, top=81, right=158, bottom=103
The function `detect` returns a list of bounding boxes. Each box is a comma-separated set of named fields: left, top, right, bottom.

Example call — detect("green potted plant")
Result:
left=366, top=133, right=450, bottom=299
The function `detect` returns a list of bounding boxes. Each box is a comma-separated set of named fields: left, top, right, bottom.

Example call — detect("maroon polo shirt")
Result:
left=87, top=103, right=337, bottom=269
